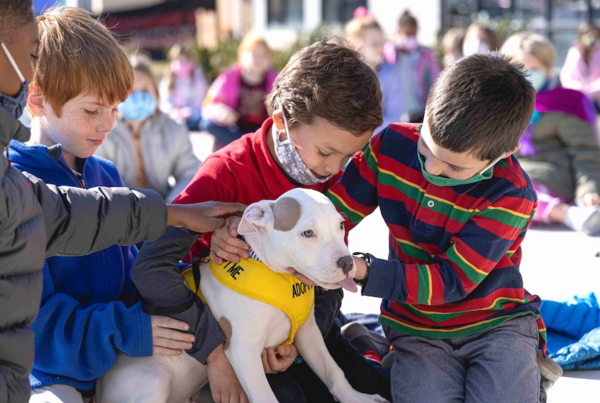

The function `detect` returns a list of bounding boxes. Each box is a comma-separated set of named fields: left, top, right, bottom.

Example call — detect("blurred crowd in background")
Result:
left=22, top=0, right=600, bottom=232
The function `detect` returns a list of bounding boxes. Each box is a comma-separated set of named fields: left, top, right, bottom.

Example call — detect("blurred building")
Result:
left=46, top=0, right=600, bottom=66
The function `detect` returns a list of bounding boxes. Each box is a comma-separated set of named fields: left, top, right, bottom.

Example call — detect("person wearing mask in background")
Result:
left=502, top=32, right=600, bottom=235
left=345, top=16, right=404, bottom=132
left=97, top=55, right=201, bottom=202
left=201, top=33, right=278, bottom=150
left=463, top=22, right=501, bottom=56
left=394, top=10, right=441, bottom=123
left=560, top=23, right=600, bottom=110
left=442, top=27, right=465, bottom=68
left=159, top=44, right=207, bottom=131
left=0, top=2, right=244, bottom=402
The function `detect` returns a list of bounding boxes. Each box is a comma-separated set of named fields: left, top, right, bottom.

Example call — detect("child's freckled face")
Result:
left=41, top=93, right=120, bottom=159
left=285, top=117, right=372, bottom=178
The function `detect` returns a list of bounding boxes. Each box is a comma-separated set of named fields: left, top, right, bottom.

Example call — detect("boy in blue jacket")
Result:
left=9, top=7, right=200, bottom=402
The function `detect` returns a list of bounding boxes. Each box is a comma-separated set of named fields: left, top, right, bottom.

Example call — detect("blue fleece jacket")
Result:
left=9, top=140, right=153, bottom=392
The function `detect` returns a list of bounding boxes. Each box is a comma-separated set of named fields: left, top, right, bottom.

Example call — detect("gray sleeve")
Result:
left=557, top=115, right=600, bottom=198
left=131, top=226, right=225, bottom=364
left=23, top=173, right=168, bottom=257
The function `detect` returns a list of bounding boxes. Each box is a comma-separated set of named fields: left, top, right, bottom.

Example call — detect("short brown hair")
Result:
left=266, top=40, right=382, bottom=136
left=465, top=23, right=501, bottom=51
left=34, top=6, right=133, bottom=116
left=0, top=0, right=34, bottom=44
left=344, top=16, right=383, bottom=44
left=398, top=10, right=418, bottom=36
left=426, top=52, right=535, bottom=161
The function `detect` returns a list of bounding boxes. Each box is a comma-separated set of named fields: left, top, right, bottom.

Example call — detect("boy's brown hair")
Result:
left=34, top=7, right=133, bottom=116
left=266, top=40, right=383, bottom=136
left=426, top=52, right=535, bottom=161
left=398, top=10, right=418, bottom=36
left=0, top=0, right=34, bottom=44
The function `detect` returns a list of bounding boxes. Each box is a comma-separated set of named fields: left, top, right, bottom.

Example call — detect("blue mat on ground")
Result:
left=541, top=292, right=600, bottom=370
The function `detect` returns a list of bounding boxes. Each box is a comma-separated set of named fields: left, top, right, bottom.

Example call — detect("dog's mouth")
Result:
left=317, top=277, right=358, bottom=293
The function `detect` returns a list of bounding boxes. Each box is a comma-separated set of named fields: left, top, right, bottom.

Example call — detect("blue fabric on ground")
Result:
left=540, top=293, right=600, bottom=370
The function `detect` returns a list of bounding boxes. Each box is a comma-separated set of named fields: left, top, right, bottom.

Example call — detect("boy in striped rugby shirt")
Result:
left=328, top=52, right=547, bottom=403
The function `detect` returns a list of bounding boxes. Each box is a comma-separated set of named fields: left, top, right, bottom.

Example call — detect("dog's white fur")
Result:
left=96, top=189, right=388, bottom=403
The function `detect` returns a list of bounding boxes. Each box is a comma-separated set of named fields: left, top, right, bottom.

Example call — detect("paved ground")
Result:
left=190, top=132, right=600, bottom=402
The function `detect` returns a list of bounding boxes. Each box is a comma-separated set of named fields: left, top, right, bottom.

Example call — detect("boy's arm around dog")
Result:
left=131, top=227, right=227, bottom=364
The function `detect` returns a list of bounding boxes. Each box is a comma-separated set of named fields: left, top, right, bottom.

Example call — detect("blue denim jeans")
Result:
left=385, top=315, right=541, bottom=403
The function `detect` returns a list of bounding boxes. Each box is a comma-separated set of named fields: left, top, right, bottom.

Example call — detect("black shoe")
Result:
left=340, top=322, right=390, bottom=360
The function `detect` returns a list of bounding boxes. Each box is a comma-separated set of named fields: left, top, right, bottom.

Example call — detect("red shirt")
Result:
left=173, top=118, right=343, bottom=260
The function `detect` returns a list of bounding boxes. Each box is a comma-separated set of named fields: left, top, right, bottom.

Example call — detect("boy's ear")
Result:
left=505, top=143, right=521, bottom=158
left=27, top=82, right=46, bottom=118
left=237, top=200, right=275, bottom=235
left=271, top=109, right=285, bottom=133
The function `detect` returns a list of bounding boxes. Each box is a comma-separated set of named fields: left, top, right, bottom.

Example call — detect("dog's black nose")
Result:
left=337, top=255, right=354, bottom=274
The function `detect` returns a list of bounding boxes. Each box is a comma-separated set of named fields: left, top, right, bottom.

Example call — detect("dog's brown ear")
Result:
left=237, top=200, right=275, bottom=235
left=271, top=197, right=302, bottom=232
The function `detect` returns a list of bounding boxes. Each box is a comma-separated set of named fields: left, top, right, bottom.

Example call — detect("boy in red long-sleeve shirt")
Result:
left=129, top=40, right=391, bottom=403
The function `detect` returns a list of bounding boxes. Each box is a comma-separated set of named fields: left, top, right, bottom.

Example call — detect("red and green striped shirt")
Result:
left=328, top=124, right=547, bottom=353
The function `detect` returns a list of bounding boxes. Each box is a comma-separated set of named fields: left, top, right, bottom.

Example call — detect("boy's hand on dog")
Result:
left=207, top=344, right=249, bottom=403
left=210, top=215, right=250, bottom=264
left=166, top=202, right=246, bottom=234
left=261, top=344, right=298, bottom=374
left=150, top=316, right=195, bottom=355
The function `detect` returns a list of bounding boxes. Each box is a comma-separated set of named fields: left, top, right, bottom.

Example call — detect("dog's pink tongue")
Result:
left=338, top=278, right=358, bottom=293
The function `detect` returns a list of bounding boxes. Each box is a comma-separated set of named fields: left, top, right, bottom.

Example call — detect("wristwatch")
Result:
left=352, top=252, right=371, bottom=287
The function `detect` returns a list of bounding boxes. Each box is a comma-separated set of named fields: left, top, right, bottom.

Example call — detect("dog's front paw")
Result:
left=341, top=392, right=389, bottom=403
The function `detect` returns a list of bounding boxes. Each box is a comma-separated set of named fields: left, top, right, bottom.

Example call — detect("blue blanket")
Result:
left=539, top=293, right=600, bottom=370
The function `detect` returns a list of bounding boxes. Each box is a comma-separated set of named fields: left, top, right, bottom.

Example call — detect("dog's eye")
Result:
left=302, top=230, right=314, bottom=237
left=340, top=222, right=345, bottom=230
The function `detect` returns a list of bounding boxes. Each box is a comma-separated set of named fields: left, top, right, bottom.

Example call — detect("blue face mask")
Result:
left=526, top=69, right=547, bottom=92
left=118, top=90, right=157, bottom=122
left=0, top=42, right=29, bottom=120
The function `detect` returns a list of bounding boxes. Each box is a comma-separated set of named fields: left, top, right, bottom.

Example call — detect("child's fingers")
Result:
left=151, top=315, right=190, bottom=331
left=211, top=244, right=241, bottom=263
left=266, top=349, right=281, bottom=371
left=153, top=335, right=193, bottom=351
left=152, top=345, right=182, bottom=356
left=261, top=350, right=274, bottom=373
left=210, top=250, right=224, bottom=265
left=154, top=327, right=195, bottom=343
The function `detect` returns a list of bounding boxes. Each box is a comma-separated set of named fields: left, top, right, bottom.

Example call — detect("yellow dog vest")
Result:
left=182, top=258, right=315, bottom=345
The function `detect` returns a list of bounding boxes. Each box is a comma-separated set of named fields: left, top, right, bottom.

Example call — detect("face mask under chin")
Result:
left=272, top=99, right=333, bottom=186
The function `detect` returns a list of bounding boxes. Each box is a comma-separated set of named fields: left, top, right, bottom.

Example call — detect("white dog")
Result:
left=97, top=189, right=388, bottom=403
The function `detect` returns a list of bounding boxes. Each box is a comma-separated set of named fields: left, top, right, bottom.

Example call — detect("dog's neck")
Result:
left=243, top=234, right=289, bottom=274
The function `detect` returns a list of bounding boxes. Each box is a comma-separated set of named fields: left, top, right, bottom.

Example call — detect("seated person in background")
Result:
left=96, top=55, right=200, bottom=202
left=560, top=23, right=600, bottom=110
left=502, top=32, right=600, bottom=235
left=159, top=44, right=208, bottom=131
left=345, top=16, right=405, bottom=132
left=9, top=8, right=200, bottom=402
left=201, top=33, right=278, bottom=150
